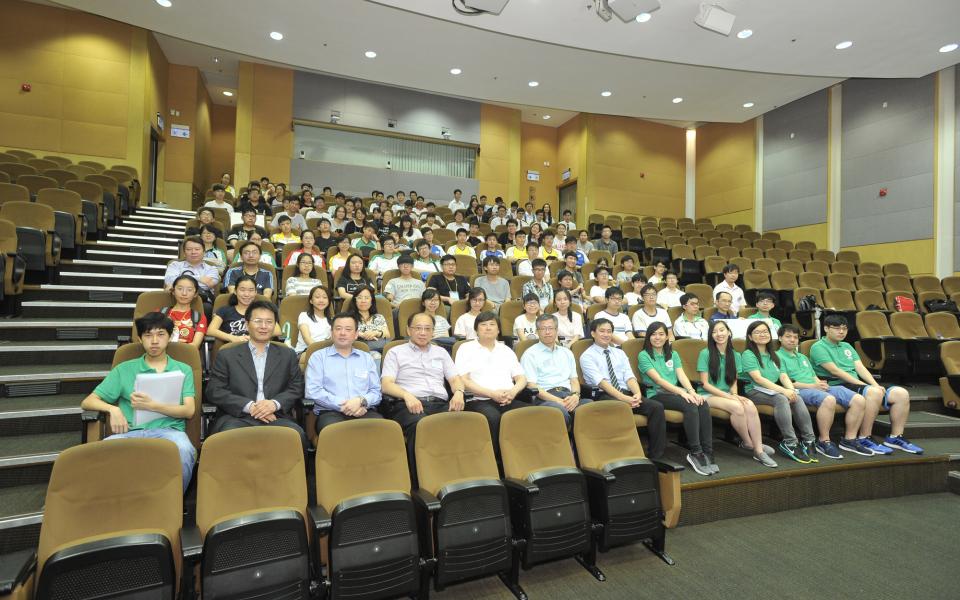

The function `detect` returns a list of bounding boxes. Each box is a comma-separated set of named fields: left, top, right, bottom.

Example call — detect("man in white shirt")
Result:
left=489, top=205, right=511, bottom=229
left=270, top=197, right=308, bottom=232
left=595, top=288, right=633, bottom=345
left=455, top=311, right=532, bottom=445
left=204, top=184, right=234, bottom=212
left=520, top=314, right=587, bottom=428
left=656, top=272, right=685, bottom=308
left=559, top=210, right=576, bottom=231
left=517, top=243, right=550, bottom=277
left=713, top=264, right=747, bottom=314
left=448, top=189, right=466, bottom=211
left=672, top=293, right=709, bottom=340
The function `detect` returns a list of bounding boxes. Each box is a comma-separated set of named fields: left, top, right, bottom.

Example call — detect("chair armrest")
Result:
left=308, top=504, right=332, bottom=536
left=0, top=549, right=36, bottom=595
left=201, top=404, right=216, bottom=416
left=180, top=526, right=203, bottom=562
left=503, top=478, right=539, bottom=496
left=649, top=458, right=686, bottom=473
left=80, top=409, right=104, bottom=443
left=301, top=398, right=315, bottom=410
left=581, top=467, right=616, bottom=483
left=412, top=488, right=441, bottom=513
left=947, top=374, right=960, bottom=396
left=80, top=409, right=101, bottom=423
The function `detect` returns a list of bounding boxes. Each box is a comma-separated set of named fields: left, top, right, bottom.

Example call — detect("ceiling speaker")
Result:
left=604, top=0, right=662, bottom=23
left=694, top=3, right=736, bottom=36
left=461, top=0, right=510, bottom=14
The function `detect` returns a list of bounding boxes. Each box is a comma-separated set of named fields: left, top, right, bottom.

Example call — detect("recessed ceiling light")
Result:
left=528, top=81, right=539, bottom=87
left=222, top=91, right=234, bottom=97
left=940, top=43, right=959, bottom=53
left=737, top=29, right=753, bottom=39
left=213, top=57, right=220, bottom=63
left=635, top=13, right=651, bottom=23
left=542, top=115, right=551, bottom=120
left=269, top=31, right=283, bottom=41
left=835, top=40, right=853, bottom=50
left=672, top=97, right=683, bottom=104
left=449, top=67, right=462, bottom=75
left=364, top=50, right=377, bottom=58
left=156, top=0, right=172, bottom=7
left=601, top=91, right=612, bottom=97
left=742, top=101, right=754, bottom=108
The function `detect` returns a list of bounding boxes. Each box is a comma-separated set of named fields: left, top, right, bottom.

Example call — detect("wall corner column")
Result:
left=685, top=128, right=696, bottom=219
left=754, top=117, right=763, bottom=231
left=827, top=84, right=843, bottom=252
left=934, top=66, right=956, bottom=278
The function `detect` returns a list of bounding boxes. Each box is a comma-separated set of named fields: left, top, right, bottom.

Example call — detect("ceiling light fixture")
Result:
left=213, top=57, right=220, bottom=63
left=269, top=31, right=283, bottom=41
left=542, top=115, right=551, bottom=120
left=222, top=91, right=234, bottom=97
left=635, top=13, right=652, bottom=23
left=742, top=101, right=754, bottom=108
left=364, top=50, right=377, bottom=58
left=835, top=40, right=853, bottom=50
left=737, top=29, right=753, bottom=39
left=601, top=91, right=612, bottom=97
left=450, top=67, right=462, bottom=75
left=528, top=81, right=539, bottom=87
left=939, top=43, right=958, bottom=53
left=156, top=0, right=172, bottom=7
left=672, top=97, right=683, bottom=104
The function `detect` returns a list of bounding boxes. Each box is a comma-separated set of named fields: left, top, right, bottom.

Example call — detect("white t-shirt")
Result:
left=204, top=200, right=234, bottom=213
left=632, top=307, right=672, bottom=334
left=513, top=314, right=539, bottom=340
left=295, top=311, right=331, bottom=353
left=368, top=254, right=399, bottom=274
left=553, top=311, right=584, bottom=342
left=713, top=281, right=747, bottom=313
left=589, top=285, right=612, bottom=301
left=517, top=260, right=549, bottom=278
left=454, top=312, right=480, bottom=339
left=455, top=340, right=525, bottom=400
left=657, top=287, right=684, bottom=308
left=624, top=292, right=643, bottom=306
left=596, top=310, right=632, bottom=337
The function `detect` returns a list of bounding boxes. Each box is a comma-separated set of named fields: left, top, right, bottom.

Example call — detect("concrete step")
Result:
left=89, top=240, right=181, bottom=254
left=58, top=271, right=165, bottom=289
left=59, top=259, right=167, bottom=275
left=22, top=285, right=153, bottom=303
left=0, top=341, right=117, bottom=366
left=84, top=249, right=176, bottom=265
left=874, top=411, right=960, bottom=439
left=103, top=232, right=181, bottom=246
left=0, top=319, right=130, bottom=341
left=20, top=300, right=135, bottom=320
left=0, top=363, right=110, bottom=397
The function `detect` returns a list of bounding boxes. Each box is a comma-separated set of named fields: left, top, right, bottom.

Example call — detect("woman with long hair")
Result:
left=698, top=320, right=776, bottom=467
left=208, top=275, right=277, bottom=342
left=285, top=253, right=321, bottom=297
left=328, top=236, right=352, bottom=274
left=283, top=229, right=324, bottom=269
left=541, top=203, right=554, bottom=226
left=638, top=322, right=715, bottom=476
left=345, top=206, right=368, bottom=236
left=742, top=320, right=817, bottom=463
left=336, top=254, right=373, bottom=304
left=349, top=286, right=389, bottom=354
left=550, top=289, right=583, bottom=346
left=295, top=285, right=332, bottom=354
left=162, top=274, right=207, bottom=348
left=399, top=215, right=422, bottom=245
left=453, top=288, right=487, bottom=340
left=329, top=205, right=348, bottom=233
left=420, top=288, right=455, bottom=349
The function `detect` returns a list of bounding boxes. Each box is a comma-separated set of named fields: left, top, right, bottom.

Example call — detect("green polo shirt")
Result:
left=696, top=348, right=741, bottom=394
left=776, top=348, right=817, bottom=384
left=809, top=338, right=859, bottom=385
left=748, top=312, right=782, bottom=331
left=93, top=354, right=195, bottom=431
left=637, top=349, right=682, bottom=397
left=739, top=349, right=784, bottom=393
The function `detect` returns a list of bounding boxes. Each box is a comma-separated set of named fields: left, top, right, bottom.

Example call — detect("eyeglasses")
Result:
left=826, top=325, right=848, bottom=330
left=410, top=326, right=433, bottom=332
left=250, top=319, right=275, bottom=327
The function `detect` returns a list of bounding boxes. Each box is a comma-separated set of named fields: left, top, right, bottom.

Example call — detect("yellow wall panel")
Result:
left=61, top=121, right=126, bottom=158
left=164, top=181, right=193, bottom=211
left=249, top=154, right=291, bottom=184
left=556, top=116, right=582, bottom=182
left=519, top=123, right=557, bottom=211
left=0, top=49, right=65, bottom=85
left=841, top=239, right=935, bottom=275
left=62, top=55, right=129, bottom=94
left=0, top=2, right=65, bottom=52
left=478, top=104, right=521, bottom=203
left=770, top=223, right=828, bottom=249
left=62, top=12, right=131, bottom=62
left=165, top=64, right=198, bottom=183
left=0, top=79, right=63, bottom=118
left=250, top=126, right=292, bottom=160
left=0, top=113, right=61, bottom=150
left=209, top=104, right=236, bottom=186
left=696, top=120, right=756, bottom=219
left=62, top=88, right=127, bottom=127
left=708, top=208, right=755, bottom=229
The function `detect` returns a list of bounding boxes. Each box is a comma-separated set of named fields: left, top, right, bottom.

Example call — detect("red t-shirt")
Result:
left=162, top=308, right=208, bottom=344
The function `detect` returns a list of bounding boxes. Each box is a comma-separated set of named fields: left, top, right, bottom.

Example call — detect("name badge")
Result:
left=665, top=359, right=674, bottom=369
left=354, top=370, right=367, bottom=379
left=449, top=291, right=460, bottom=301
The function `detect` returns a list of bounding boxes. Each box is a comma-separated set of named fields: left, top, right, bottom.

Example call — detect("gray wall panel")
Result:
left=762, top=90, right=828, bottom=231
left=293, top=71, right=481, bottom=144
left=289, top=159, right=478, bottom=203
left=841, top=76, right=935, bottom=246
left=956, top=70, right=959, bottom=268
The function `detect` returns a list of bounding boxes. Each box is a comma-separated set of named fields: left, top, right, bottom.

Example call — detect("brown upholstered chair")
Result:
left=939, top=341, right=960, bottom=410
left=855, top=311, right=910, bottom=378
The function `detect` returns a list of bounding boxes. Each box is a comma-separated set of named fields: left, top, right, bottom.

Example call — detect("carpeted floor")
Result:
left=432, top=492, right=960, bottom=600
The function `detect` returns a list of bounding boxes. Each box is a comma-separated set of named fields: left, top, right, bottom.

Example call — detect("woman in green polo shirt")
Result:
left=697, top=320, right=777, bottom=468
left=638, top=322, right=715, bottom=476
left=741, top=320, right=817, bottom=464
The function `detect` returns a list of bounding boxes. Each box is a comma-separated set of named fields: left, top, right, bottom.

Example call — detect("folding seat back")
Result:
left=917, top=291, right=948, bottom=313
left=788, top=249, right=811, bottom=263
left=396, top=297, right=423, bottom=338
left=43, top=155, right=71, bottom=167
left=0, top=152, right=18, bottom=163
left=0, top=200, right=60, bottom=270
left=687, top=236, right=707, bottom=248
left=722, top=230, right=740, bottom=242
left=890, top=312, right=931, bottom=338
left=805, top=260, right=830, bottom=275
left=86, top=173, right=121, bottom=221
left=763, top=248, right=787, bottom=263
left=753, top=257, right=778, bottom=274
left=731, top=238, right=751, bottom=252
left=26, top=158, right=58, bottom=171
left=855, top=289, right=888, bottom=311
left=0, top=220, right=26, bottom=297
left=63, top=180, right=106, bottom=248
left=78, top=160, right=106, bottom=171
left=709, top=237, right=727, bottom=249
left=770, top=270, right=798, bottom=291
left=813, top=249, right=835, bottom=263
left=717, top=246, right=739, bottom=261
left=415, top=412, right=519, bottom=592
left=279, top=294, right=310, bottom=349
left=890, top=311, right=942, bottom=375
left=659, top=217, right=677, bottom=229
left=0, top=171, right=7, bottom=183
left=195, top=427, right=310, bottom=599
left=779, top=259, right=803, bottom=275
left=940, top=341, right=960, bottom=409
left=694, top=244, right=717, bottom=260
left=500, top=407, right=597, bottom=572
left=509, top=276, right=532, bottom=301
left=315, top=419, right=423, bottom=600
left=750, top=237, right=770, bottom=249
left=573, top=400, right=682, bottom=551
left=798, top=272, right=826, bottom=291
left=942, top=276, right=960, bottom=297
left=663, top=235, right=684, bottom=248
left=826, top=273, right=855, bottom=290
left=17, top=174, right=57, bottom=197
left=685, top=283, right=715, bottom=309
left=6, top=150, right=35, bottom=161
left=613, top=250, right=640, bottom=265
left=32, top=440, right=182, bottom=598
left=589, top=249, right=614, bottom=264
left=66, top=164, right=96, bottom=179
left=855, top=311, right=910, bottom=376
left=854, top=274, right=883, bottom=292
left=0, top=161, right=37, bottom=181
left=823, top=289, right=857, bottom=311
left=774, top=240, right=794, bottom=251
left=883, top=262, right=909, bottom=276
left=41, top=168, right=73, bottom=187
left=856, top=261, right=881, bottom=275
left=0, top=182, right=29, bottom=206
left=836, top=250, right=860, bottom=265
left=730, top=257, right=752, bottom=274
left=795, top=241, right=817, bottom=252
left=734, top=224, right=752, bottom=233
left=926, top=312, right=960, bottom=339
left=673, top=338, right=706, bottom=383
left=884, top=274, right=913, bottom=293
left=761, top=231, right=781, bottom=242
left=912, top=275, right=942, bottom=294
left=111, top=165, right=139, bottom=179
left=715, top=223, right=733, bottom=233
left=740, top=247, right=763, bottom=261
left=743, top=269, right=771, bottom=290
left=36, top=188, right=85, bottom=252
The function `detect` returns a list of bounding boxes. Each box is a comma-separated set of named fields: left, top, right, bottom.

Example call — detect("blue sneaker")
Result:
left=778, top=441, right=811, bottom=464
left=883, top=435, right=924, bottom=454
left=815, top=440, right=843, bottom=459
left=839, top=438, right=873, bottom=456
left=859, top=437, right=893, bottom=455
left=801, top=441, right=819, bottom=463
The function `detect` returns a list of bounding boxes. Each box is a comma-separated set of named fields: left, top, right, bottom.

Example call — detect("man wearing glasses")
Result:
left=809, top=314, right=923, bottom=454
left=520, top=314, right=588, bottom=428
left=207, top=300, right=308, bottom=450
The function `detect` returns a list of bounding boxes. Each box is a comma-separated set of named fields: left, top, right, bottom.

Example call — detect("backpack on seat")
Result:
left=893, top=295, right=916, bottom=312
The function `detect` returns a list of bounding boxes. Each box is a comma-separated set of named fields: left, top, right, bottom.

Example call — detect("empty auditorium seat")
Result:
left=823, top=288, right=857, bottom=311
left=789, top=250, right=812, bottom=263
left=830, top=261, right=857, bottom=276
left=939, top=341, right=960, bottom=410
left=883, top=262, right=909, bottom=276
left=741, top=247, right=764, bottom=262
left=742, top=269, right=772, bottom=306
left=0, top=219, right=26, bottom=305
left=43, top=155, right=71, bottom=168
left=805, top=260, right=830, bottom=275
left=764, top=248, right=788, bottom=263
left=774, top=240, right=794, bottom=252
left=836, top=250, right=860, bottom=265
left=0, top=182, right=29, bottom=206
left=912, top=275, right=942, bottom=295
left=0, top=161, right=37, bottom=181
left=855, top=274, right=884, bottom=292
left=917, top=290, right=949, bottom=313
left=855, top=311, right=910, bottom=378
left=0, top=201, right=61, bottom=276
left=827, top=273, right=856, bottom=290
left=798, top=272, right=827, bottom=292
left=779, top=259, right=804, bottom=275
left=925, top=312, right=960, bottom=340
left=795, top=241, right=817, bottom=253
left=858, top=261, right=883, bottom=275
left=854, top=289, right=888, bottom=311
left=813, top=249, right=835, bottom=263
left=889, top=312, right=942, bottom=376
left=36, top=188, right=86, bottom=258
left=941, top=276, right=960, bottom=297
left=16, top=174, right=57, bottom=198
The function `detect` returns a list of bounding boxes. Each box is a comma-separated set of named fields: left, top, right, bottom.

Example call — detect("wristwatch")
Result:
left=359, top=398, right=368, bottom=408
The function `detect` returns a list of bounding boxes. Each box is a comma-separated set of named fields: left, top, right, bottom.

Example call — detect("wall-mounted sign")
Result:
left=561, top=168, right=571, bottom=181
left=170, top=124, right=191, bottom=139
left=156, top=113, right=164, bottom=131
left=526, top=170, right=540, bottom=182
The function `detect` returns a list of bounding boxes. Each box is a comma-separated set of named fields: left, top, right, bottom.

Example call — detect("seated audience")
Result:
left=596, top=287, right=633, bottom=345
left=269, top=215, right=300, bottom=246
left=713, top=264, right=746, bottom=313
left=427, top=255, right=470, bottom=304
left=711, top=291, right=738, bottom=320
left=632, top=284, right=673, bottom=339
left=421, top=289, right=455, bottom=348
left=349, top=287, right=390, bottom=354
left=164, top=236, right=220, bottom=306
left=227, top=208, right=269, bottom=261
left=672, top=293, right=709, bottom=340
left=656, top=271, right=684, bottom=308
left=476, top=256, right=510, bottom=308
left=454, top=288, right=488, bottom=339
left=521, top=258, right=553, bottom=309
left=223, top=241, right=275, bottom=300
left=162, top=275, right=207, bottom=348
left=284, top=230, right=324, bottom=270
left=593, top=225, right=618, bottom=253
left=520, top=314, right=588, bottom=428
left=589, top=266, right=615, bottom=304
left=368, top=237, right=400, bottom=274
left=285, top=253, right=321, bottom=297
left=383, top=255, right=426, bottom=308
left=616, top=256, right=639, bottom=283
left=623, top=273, right=649, bottom=306
left=551, top=289, right=583, bottom=345
left=295, top=285, right=332, bottom=354
left=335, top=254, right=374, bottom=304
left=513, top=293, right=541, bottom=340
left=748, top=291, right=782, bottom=329
left=270, top=197, right=308, bottom=232
left=204, top=183, right=234, bottom=212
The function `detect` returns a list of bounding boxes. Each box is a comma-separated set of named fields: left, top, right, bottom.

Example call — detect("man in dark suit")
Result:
left=207, top=299, right=307, bottom=449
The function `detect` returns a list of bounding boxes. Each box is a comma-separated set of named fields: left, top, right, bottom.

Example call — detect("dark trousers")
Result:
left=212, top=414, right=308, bottom=452
left=653, top=392, right=713, bottom=455
left=465, top=398, right=533, bottom=450
left=314, top=408, right=383, bottom=435
left=383, top=397, right=451, bottom=486
left=595, top=396, right=667, bottom=459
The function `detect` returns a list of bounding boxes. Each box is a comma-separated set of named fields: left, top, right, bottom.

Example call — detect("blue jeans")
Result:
left=105, top=429, right=196, bottom=492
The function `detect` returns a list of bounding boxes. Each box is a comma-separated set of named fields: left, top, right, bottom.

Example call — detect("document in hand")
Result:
left=133, top=370, right=185, bottom=426
left=749, top=386, right=779, bottom=396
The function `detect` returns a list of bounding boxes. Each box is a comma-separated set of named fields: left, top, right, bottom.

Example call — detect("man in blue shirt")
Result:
left=520, top=314, right=588, bottom=428
left=306, top=312, right=383, bottom=433
left=579, top=318, right=667, bottom=459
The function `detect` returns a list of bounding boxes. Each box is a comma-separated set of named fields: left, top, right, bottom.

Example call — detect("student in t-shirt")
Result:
left=295, top=285, right=332, bottom=354
left=453, top=288, right=488, bottom=340
left=368, top=237, right=400, bottom=275
left=479, top=233, right=505, bottom=261
left=808, top=314, right=923, bottom=455
left=697, top=320, right=775, bottom=467
left=336, top=254, right=374, bottom=304
left=631, top=284, right=673, bottom=340
left=207, top=275, right=276, bottom=343
left=672, top=293, right=709, bottom=340
left=748, top=291, right=782, bottom=330
left=475, top=256, right=510, bottom=308
left=513, top=293, right=541, bottom=341
left=595, top=287, right=633, bottom=345
left=713, top=264, right=746, bottom=313
left=383, top=255, right=425, bottom=308
left=623, top=273, right=649, bottom=306
left=616, top=256, right=639, bottom=284
left=656, top=271, right=684, bottom=309
left=269, top=214, right=300, bottom=246
left=162, top=275, right=207, bottom=348
left=351, top=224, right=381, bottom=254
left=637, top=322, right=715, bottom=476
left=426, top=255, right=470, bottom=305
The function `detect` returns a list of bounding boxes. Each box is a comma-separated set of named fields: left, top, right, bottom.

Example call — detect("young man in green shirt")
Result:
left=80, top=312, right=197, bottom=491
left=776, top=324, right=871, bottom=459
left=748, top=291, right=782, bottom=330
left=808, top=314, right=923, bottom=455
